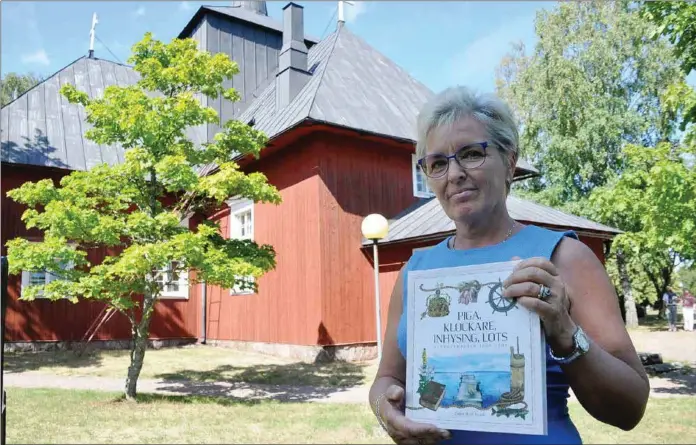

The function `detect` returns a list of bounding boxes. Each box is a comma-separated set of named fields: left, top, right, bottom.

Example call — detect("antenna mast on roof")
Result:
left=338, top=0, right=355, bottom=24
left=88, top=12, right=99, bottom=58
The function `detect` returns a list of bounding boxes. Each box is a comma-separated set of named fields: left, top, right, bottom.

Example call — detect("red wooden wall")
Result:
left=2, top=127, right=613, bottom=350
left=195, top=135, right=324, bottom=346
left=1, top=163, right=199, bottom=342
left=203, top=126, right=614, bottom=349
left=315, top=132, right=417, bottom=346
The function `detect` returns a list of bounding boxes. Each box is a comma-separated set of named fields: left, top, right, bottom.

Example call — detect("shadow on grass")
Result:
left=155, top=361, right=368, bottom=388
left=3, top=350, right=104, bottom=374
left=637, top=313, right=672, bottom=332
left=148, top=362, right=370, bottom=404
left=111, top=392, right=265, bottom=407
left=144, top=378, right=363, bottom=404
left=651, top=367, right=696, bottom=397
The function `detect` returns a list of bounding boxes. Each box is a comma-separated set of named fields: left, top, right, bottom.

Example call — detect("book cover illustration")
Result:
left=405, top=261, right=547, bottom=436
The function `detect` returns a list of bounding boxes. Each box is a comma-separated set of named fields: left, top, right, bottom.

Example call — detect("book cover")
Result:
left=405, top=260, right=547, bottom=436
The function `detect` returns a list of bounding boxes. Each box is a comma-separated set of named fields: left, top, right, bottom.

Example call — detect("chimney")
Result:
left=230, top=1, right=268, bottom=16
left=276, top=2, right=310, bottom=109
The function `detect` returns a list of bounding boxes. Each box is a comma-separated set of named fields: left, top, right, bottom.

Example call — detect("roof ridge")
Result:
left=305, top=26, right=343, bottom=118
left=1, top=55, right=135, bottom=111
left=1, top=55, right=89, bottom=110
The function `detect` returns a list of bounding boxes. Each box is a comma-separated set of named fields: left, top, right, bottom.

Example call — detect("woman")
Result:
left=368, top=86, right=649, bottom=444
left=681, top=289, right=694, bottom=331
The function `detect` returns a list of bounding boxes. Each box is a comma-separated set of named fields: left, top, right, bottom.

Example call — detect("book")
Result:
left=405, top=260, right=548, bottom=436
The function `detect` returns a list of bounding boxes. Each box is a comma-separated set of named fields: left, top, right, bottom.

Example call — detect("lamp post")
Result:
left=361, top=214, right=389, bottom=363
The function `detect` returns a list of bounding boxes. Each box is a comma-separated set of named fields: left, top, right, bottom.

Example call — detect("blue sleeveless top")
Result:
left=396, top=224, right=583, bottom=444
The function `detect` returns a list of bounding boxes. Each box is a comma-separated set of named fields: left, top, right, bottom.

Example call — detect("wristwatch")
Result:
left=549, top=326, right=590, bottom=365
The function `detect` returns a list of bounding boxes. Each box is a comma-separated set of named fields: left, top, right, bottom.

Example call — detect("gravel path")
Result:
left=4, top=369, right=694, bottom=402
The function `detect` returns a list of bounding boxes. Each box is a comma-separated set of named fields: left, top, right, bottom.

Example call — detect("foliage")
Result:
left=589, top=142, right=696, bottom=300
left=1, top=72, right=43, bottom=107
left=641, top=1, right=696, bottom=146
left=676, top=263, right=696, bottom=292
left=641, top=1, right=696, bottom=75
left=417, top=348, right=433, bottom=394
left=497, top=0, right=684, bottom=212
left=604, top=253, right=654, bottom=305
left=5, top=33, right=282, bottom=399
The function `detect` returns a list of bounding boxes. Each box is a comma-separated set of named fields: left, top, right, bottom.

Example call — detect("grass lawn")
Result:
left=6, top=387, right=696, bottom=444
left=5, top=345, right=378, bottom=387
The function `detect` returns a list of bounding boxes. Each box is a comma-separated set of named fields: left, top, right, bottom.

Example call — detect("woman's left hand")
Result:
left=502, top=257, right=578, bottom=355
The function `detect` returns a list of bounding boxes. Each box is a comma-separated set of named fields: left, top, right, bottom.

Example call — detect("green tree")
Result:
left=641, top=2, right=696, bottom=75
left=496, top=0, right=686, bottom=326
left=5, top=33, right=282, bottom=400
left=497, top=0, right=683, bottom=211
left=590, top=142, right=696, bottom=321
left=676, top=263, right=696, bottom=291
left=1, top=72, right=43, bottom=107
left=642, top=1, right=696, bottom=146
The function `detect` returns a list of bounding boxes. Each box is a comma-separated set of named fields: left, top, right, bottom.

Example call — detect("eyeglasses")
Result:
left=417, top=142, right=488, bottom=178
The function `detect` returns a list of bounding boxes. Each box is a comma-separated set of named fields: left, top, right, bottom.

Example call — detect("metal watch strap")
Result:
left=549, top=326, right=589, bottom=365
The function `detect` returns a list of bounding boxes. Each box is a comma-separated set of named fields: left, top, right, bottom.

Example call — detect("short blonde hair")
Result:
left=415, top=86, right=520, bottom=174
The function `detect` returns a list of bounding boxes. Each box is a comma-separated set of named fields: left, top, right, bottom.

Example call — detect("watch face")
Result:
left=576, top=330, right=590, bottom=352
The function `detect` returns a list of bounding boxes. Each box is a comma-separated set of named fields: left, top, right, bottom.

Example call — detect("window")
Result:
left=227, top=197, right=255, bottom=295
left=154, top=216, right=190, bottom=300
left=20, top=257, right=73, bottom=299
left=154, top=260, right=189, bottom=299
left=412, top=154, right=435, bottom=198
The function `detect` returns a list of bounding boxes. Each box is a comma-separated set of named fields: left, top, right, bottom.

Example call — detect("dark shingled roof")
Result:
left=227, top=24, right=539, bottom=176
left=365, top=195, right=622, bottom=246
left=238, top=25, right=433, bottom=143
left=1, top=56, right=208, bottom=171
left=2, top=21, right=537, bottom=177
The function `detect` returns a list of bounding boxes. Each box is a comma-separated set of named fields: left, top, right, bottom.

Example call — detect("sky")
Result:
left=0, top=0, right=555, bottom=95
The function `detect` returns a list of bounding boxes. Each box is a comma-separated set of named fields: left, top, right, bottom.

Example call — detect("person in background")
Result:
left=663, top=288, right=679, bottom=332
left=681, top=289, right=694, bottom=332
left=368, top=86, right=649, bottom=445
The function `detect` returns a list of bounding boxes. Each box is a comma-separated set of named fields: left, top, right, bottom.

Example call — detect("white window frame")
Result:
left=227, top=197, right=255, bottom=296
left=154, top=216, right=191, bottom=300
left=20, top=242, right=75, bottom=299
left=412, top=154, right=435, bottom=198
left=154, top=260, right=190, bottom=299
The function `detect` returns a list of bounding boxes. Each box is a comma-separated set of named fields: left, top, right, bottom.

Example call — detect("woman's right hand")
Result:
left=377, top=385, right=451, bottom=445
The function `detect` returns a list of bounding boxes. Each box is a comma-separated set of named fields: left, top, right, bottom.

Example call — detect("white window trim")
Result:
left=20, top=243, right=75, bottom=300
left=155, top=216, right=191, bottom=300
left=155, top=261, right=190, bottom=299
left=412, top=154, right=435, bottom=198
left=227, top=197, right=255, bottom=296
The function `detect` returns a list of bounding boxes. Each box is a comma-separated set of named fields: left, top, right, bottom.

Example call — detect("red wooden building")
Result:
left=1, top=1, right=620, bottom=360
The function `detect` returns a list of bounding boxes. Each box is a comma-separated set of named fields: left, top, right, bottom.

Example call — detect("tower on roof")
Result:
left=230, top=1, right=268, bottom=16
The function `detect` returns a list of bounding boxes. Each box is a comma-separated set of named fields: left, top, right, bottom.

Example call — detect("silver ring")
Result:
left=538, top=284, right=552, bottom=301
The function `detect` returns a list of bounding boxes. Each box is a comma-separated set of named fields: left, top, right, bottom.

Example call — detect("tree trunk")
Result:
left=616, top=249, right=639, bottom=329
left=124, top=294, right=155, bottom=401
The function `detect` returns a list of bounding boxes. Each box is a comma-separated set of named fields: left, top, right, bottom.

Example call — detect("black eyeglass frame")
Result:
left=417, top=141, right=489, bottom=178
